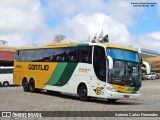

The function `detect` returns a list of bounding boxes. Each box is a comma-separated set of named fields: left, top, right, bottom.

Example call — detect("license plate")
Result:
left=124, top=95, right=129, bottom=98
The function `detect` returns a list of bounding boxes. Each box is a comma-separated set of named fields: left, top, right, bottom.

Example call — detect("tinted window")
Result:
left=0, top=68, right=13, bottom=74
left=34, top=49, right=44, bottom=62
left=66, top=47, right=78, bottom=62
left=43, top=49, right=55, bottom=62
left=15, top=46, right=92, bottom=63
left=79, top=47, right=92, bottom=63
left=26, top=50, right=35, bottom=61
left=19, top=50, right=26, bottom=61
left=15, top=50, right=20, bottom=61
left=54, top=48, right=66, bottom=62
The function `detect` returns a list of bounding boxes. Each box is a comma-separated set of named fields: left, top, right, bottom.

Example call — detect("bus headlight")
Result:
left=107, top=87, right=117, bottom=92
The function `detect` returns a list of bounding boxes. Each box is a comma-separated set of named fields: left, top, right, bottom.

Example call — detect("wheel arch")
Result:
left=22, top=76, right=29, bottom=82
left=22, top=77, right=28, bottom=84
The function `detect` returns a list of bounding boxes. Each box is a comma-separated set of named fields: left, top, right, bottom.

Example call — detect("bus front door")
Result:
left=92, top=46, right=106, bottom=97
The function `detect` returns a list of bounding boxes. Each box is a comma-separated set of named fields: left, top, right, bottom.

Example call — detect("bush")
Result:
left=151, top=69, right=160, bottom=73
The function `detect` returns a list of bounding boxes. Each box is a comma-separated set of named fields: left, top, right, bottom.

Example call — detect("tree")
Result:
left=53, top=34, right=66, bottom=43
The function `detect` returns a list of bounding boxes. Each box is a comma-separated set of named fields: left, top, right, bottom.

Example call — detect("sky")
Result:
left=0, top=0, right=160, bottom=52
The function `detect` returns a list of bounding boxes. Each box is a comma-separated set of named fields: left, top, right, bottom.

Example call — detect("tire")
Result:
left=107, top=99, right=117, bottom=103
left=3, top=81, right=9, bottom=87
left=22, top=79, right=29, bottom=92
left=29, top=79, right=36, bottom=93
left=0, top=82, right=2, bottom=87
left=29, top=79, right=40, bottom=93
left=78, top=85, right=89, bottom=101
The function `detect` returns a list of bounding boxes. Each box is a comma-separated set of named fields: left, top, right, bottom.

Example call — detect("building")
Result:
left=144, top=56, right=160, bottom=70
left=136, top=48, right=159, bottom=58
left=0, top=47, right=16, bottom=66
left=135, top=48, right=159, bottom=70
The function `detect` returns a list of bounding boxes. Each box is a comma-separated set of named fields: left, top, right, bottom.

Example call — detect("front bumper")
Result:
left=106, top=91, right=141, bottom=100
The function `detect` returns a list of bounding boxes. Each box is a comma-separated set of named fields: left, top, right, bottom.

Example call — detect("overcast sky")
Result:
left=0, top=0, right=160, bottom=52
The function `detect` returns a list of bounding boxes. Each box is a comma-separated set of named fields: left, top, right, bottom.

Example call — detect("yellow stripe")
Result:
left=111, top=84, right=134, bottom=93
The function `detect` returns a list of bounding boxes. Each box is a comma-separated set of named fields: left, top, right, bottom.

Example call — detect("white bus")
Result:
left=13, top=42, right=150, bottom=102
left=0, top=66, right=14, bottom=87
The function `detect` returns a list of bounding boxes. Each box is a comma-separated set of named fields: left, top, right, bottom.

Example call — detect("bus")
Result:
left=0, top=66, right=14, bottom=87
left=13, top=42, right=150, bottom=102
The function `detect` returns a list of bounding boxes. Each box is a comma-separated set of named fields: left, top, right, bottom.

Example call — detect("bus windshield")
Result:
left=108, top=48, right=140, bottom=62
left=107, top=48, right=141, bottom=87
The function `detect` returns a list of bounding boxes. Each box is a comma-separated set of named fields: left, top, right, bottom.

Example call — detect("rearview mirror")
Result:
left=107, top=56, right=113, bottom=69
left=142, top=61, right=150, bottom=74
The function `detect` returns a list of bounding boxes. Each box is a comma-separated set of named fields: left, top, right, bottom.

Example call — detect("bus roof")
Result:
left=99, top=43, right=136, bottom=51
left=16, top=42, right=137, bottom=52
left=46, top=42, right=79, bottom=47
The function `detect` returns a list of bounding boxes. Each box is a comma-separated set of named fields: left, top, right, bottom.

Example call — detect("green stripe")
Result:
left=46, top=63, right=67, bottom=85
left=133, top=87, right=140, bottom=91
left=127, top=87, right=135, bottom=91
left=54, top=63, right=78, bottom=86
left=46, top=62, right=78, bottom=86
left=128, top=86, right=140, bottom=91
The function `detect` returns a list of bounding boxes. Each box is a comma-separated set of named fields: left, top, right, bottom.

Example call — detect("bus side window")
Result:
left=19, top=50, right=26, bottom=61
left=79, top=47, right=92, bottom=64
left=0, top=68, right=3, bottom=74
left=34, top=49, right=44, bottom=62
left=3, top=68, right=13, bottom=74
left=66, top=47, right=77, bottom=62
left=26, top=50, right=35, bottom=61
left=15, top=50, right=20, bottom=61
left=66, top=48, right=71, bottom=61
left=43, top=49, right=55, bottom=62
left=54, top=48, right=66, bottom=62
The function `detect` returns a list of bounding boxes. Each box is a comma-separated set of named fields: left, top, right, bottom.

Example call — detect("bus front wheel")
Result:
left=22, top=79, right=29, bottom=92
left=78, top=85, right=89, bottom=101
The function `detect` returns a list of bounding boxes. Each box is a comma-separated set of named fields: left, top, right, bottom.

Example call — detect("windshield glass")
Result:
left=108, top=60, right=141, bottom=87
left=107, top=48, right=141, bottom=87
left=108, top=48, right=140, bottom=62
